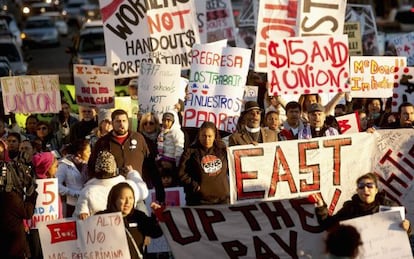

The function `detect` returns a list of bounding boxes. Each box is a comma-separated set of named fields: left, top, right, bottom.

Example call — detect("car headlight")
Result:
left=22, top=6, right=30, bottom=14
left=20, top=32, right=27, bottom=39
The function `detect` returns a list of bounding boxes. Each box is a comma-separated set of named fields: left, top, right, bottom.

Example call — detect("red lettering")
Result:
left=269, top=146, right=297, bottom=197
left=323, top=138, right=352, bottom=185
left=298, top=141, right=320, bottom=192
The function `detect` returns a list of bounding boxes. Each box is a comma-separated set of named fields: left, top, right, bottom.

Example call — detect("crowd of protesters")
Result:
left=0, top=72, right=412, bottom=258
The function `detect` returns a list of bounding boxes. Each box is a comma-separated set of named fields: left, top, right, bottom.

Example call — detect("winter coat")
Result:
left=229, top=127, right=278, bottom=146
left=179, top=141, right=230, bottom=205
left=56, top=156, right=87, bottom=206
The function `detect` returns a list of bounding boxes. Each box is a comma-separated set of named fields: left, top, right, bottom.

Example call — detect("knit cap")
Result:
left=95, top=151, right=117, bottom=178
left=32, top=152, right=55, bottom=179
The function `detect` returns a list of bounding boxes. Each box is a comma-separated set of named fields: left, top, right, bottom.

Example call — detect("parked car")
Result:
left=22, top=2, right=60, bottom=20
left=41, top=11, right=68, bottom=36
left=21, top=15, right=60, bottom=47
left=0, top=38, right=28, bottom=75
left=0, top=56, right=13, bottom=76
left=0, top=12, right=23, bottom=46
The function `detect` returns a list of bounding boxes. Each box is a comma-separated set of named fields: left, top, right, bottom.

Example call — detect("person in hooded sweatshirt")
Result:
left=29, top=151, right=61, bottom=259
left=0, top=139, right=38, bottom=259
left=156, top=110, right=185, bottom=187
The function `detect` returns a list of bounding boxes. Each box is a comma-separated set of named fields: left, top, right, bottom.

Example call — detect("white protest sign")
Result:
left=389, top=32, right=414, bottom=66
left=227, top=133, right=374, bottom=210
left=100, top=0, right=200, bottom=78
left=266, top=35, right=349, bottom=96
left=344, top=22, right=363, bottom=56
left=206, top=0, right=236, bottom=42
left=74, top=64, right=115, bottom=108
left=28, top=178, right=59, bottom=229
left=392, top=66, right=414, bottom=112
left=38, top=212, right=130, bottom=259
left=298, top=0, right=346, bottom=36
left=159, top=201, right=326, bottom=258
left=243, top=85, right=259, bottom=103
left=336, top=112, right=360, bottom=134
left=195, top=1, right=207, bottom=43
left=349, top=56, right=406, bottom=98
left=341, top=211, right=413, bottom=259
left=138, top=63, right=182, bottom=122
left=0, top=75, right=61, bottom=114
left=379, top=205, right=405, bottom=220
left=145, top=187, right=185, bottom=253
left=184, top=43, right=251, bottom=132
left=254, top=0, right=298, bottom=72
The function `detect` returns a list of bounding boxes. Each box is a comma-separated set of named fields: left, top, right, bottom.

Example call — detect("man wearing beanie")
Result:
left=74, top=151, right=148, bottom=219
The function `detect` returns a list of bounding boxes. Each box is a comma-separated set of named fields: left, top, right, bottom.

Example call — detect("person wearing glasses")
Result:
left=310, top=172, right=411, bottom=234
left=34, top=121, right=61, bottom=153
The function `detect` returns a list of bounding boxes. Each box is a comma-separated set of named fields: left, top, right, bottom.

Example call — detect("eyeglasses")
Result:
left=144, top=121, right=155, bottom=126
left=357, top=182, right=375, bottom=189
left=82, top=110, right=93, bottom=113
left=37, top=126, right=48, bottom=131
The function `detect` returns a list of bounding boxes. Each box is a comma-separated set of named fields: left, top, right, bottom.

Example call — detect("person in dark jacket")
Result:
left=0, top=139, right=38, bottom=259
left=97, top=182, right=163, bottom=258
left=310, top=172, right=411, bottom=234
left=178, top=121, right=230, bottom=205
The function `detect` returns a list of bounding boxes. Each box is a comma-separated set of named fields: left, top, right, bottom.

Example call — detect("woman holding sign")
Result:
left=97, top=182, right=163, bottom=259
left=310, top=172, right=411, bottom=234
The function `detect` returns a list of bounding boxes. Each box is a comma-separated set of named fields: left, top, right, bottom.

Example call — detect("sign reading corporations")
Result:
left=0, top=75, right=61, bottom=114
left=184, top=41, right=251, bottom=132
left=100, top=0, right=200, bottom=78
left=267, top=34, right=349, bottom=96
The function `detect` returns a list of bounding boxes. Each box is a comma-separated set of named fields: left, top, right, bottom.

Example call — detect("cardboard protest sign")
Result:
left=184, top=42, right=252, bottom=132
left=349, top=56, right=406, bottom=98
left=297, top=0, right=346, bottom=36
left=388, top=32, right=414, bottom=66
left=336, top=112, right=360, bottom=134
left=0, top=75, right=61, bottom=114
left=74, top=64, right=115, bottom=108
left=100, top=0, right=200, bottom=78
left=266, top=35, right=349, bottom=96
left=392, top=66, right=414, bottom=112
left=254, top=0, right=299, bottom=73
left=27, top=179, right=59, bottom=229
left=205, top=0, right=236, bottom=43
left=345, top=4, right=379, bottom=56
left=138, top=63, right=182, bottom=122
left=344, top=22, right=363, bottom=56
left=145, top=187, right=185, bottom=253
left=38, top=212, right=130, bottom=259
left=159, top=201, right=326, bottom=258
left=341, top=211, right=413, bottom=259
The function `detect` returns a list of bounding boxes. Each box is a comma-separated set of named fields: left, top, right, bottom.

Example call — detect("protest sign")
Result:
left=27, top=179, right=59, bottom=229
left=243, top=85, right=259, bottom=103
left=138, top=63, right=182, bottom=121
left=38, top=212, right=130, bottom=259
left=145, top=187, right=185, bottom=253
left=336, top=112, right=360, bottom=134
left=349, top=56, right=406, bottom=98
left=389, top=32, right=414, bottom=66
left=237, top=0, right=258, bottom=28
left=254, top=0, right=298, bottom=73
left=345, top=4, right=379, bottom=56
left=100, top=0, right=200, bottom=78
left=298, top=0, right=346, bottom=36
left=267, top=35, right=349, bottom=96
left=392, top=66, right=414, bottom=112
left=206, top=0, right=236, bottom=43
left=227, top=133, right=374, bottom=208
left=184, top=42, right=252, bottom=132
left=0, top=75, right=61, bottom=114
left=341, top=211, right=413, bottom=259
left=195, top=1, right=207, bottom=43
left=74, top=64, right=115, bottom=108
left=159, top=201, right=325, bottom=258
left=344, top=22, right=363, bottom=56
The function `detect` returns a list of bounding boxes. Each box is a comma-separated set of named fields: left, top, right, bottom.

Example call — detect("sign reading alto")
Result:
left=349, top=56, right=406, bottom=98
left=184, top=41, right=251, bottom=133
left=266, top=35, right=349, bottom=96
left=74, top=64, right=115, bottom=108
left=0, top=75, right=61, bottom=114
left=99, top=0, right=200, bottom=78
